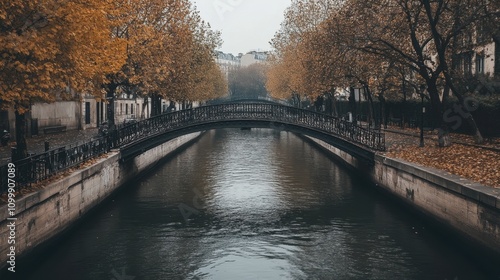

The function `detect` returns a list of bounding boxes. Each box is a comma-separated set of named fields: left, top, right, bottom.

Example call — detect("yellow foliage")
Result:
left=0, top=0, right=127, bottom=110
left=102, top=0, right=225, bottom=102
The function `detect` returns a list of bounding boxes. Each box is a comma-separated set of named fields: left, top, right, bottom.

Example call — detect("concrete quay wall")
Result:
left=303, top=136, right=500, bottom=254
left=0, top=132, right=203, bottom=269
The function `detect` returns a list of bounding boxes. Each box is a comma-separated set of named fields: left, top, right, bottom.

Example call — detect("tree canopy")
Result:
left=267, top=0, right=500, bottom=145
left=0, top=0, right=226, bottom=158
left=0, top=0, right=126, bottom=112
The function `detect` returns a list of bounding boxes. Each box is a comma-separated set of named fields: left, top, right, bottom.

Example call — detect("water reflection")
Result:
left=14, top=129, right=499, bottom=280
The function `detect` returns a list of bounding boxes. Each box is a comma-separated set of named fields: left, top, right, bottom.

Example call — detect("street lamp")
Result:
left=420, top=85, right=426, bottom=147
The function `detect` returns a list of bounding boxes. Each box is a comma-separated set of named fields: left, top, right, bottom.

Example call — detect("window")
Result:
left=120, top=103, right=123, bottom=115
left=476, top=54, right=485, bottom=74
left=85, top=102, right=91, bottom=124
left=131, top=103, right=134, bottom=115
left=476, top=23, right=488, bottom=44
left=453, top=54, right=463, bottom=72
left=463, top=53, right=472, bottom=76
left=453, top=52, right=474, bottom=76
left=126, top=104, right=129, bottom=115
left=457, top=31, right=473, bottom=49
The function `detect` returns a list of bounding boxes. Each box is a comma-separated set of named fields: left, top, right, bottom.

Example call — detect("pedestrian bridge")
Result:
left=0, top=102, right=385, bottom=193
left=116, top=102, right=385, bottom=163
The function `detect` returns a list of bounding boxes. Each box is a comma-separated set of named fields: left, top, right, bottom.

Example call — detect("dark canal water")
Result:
left=14, top=129, right=500, bottom=279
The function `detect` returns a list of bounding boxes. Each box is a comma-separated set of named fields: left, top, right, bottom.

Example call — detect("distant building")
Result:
left=214, top=50, right=269, bottom=73
left=240, top=51, right=269, bottom=67
left=215, top=51, right=241, bottom=79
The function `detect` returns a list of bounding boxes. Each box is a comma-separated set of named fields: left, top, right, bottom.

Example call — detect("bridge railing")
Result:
left=116, top=103, right=386, bottom=151
left=206, top=95, right=291, bottom=106
left=0, top=103, right=384, bottom=194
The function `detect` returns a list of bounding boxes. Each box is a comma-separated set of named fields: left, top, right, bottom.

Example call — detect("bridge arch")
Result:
left=115, top=103, right=385, bottom=163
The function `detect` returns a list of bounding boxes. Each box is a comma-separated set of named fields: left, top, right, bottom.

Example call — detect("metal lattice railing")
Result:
left=0, top=102, right=385, bottom=194
left=116, top=103, right=385, bottom=151
left=0, top=137, right=112, bottom=194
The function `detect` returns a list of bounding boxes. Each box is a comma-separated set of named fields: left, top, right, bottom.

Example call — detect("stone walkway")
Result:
left=0, top=128, right=99, bottom=166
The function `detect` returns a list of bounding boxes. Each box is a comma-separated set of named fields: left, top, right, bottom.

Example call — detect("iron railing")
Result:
left=0, top=137, right=111, bottom=194
left=206, top=95, right=291, bottom=106
left=116, top=103, right=385, bottom=151
left=0, top=102, right=385, bottom=194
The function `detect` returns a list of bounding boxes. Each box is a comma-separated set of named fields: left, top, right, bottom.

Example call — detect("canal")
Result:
left=15, top=129, right=500, bottom=279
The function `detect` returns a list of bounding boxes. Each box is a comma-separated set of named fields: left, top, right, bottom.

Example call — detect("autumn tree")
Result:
left=267, top=0, right=342, bottom=104
left=342, top=0, right=499, bottom=145
left=162, top=12, right=225, bottom=108
left=103, top=0, right=224, bottom=119
left=269, top=0, right=499, bottom=146
left=0, top=0, right=126, bottom=160
left=103, top=0, right=189, bottom=120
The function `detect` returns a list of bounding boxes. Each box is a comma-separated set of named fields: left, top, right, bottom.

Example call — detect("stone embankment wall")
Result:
left=303, top=136, right=500, bottom=254
left=0, top=132, right=202, bottom=269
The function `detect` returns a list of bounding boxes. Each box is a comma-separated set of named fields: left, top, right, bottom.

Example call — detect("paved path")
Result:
left=0, top=128, right=99, bottom=165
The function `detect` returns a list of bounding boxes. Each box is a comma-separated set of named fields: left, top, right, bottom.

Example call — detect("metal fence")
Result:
left=0, top=102, right=385, bottom=194
left=0, top=137, right=111, bottom=194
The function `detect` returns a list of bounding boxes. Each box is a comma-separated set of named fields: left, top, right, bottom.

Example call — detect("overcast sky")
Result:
left=194, top=0, right=291, bottom=55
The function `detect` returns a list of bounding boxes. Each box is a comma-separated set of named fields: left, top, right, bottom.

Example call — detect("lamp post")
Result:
left=420, top=85, right=426, bottom=147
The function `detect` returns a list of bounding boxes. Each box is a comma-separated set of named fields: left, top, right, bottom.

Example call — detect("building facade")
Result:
left=240, top=51, right=268, bottom=67
left=453, top=24, right=500, bottom=93
left=215, top=51, right=242, bottom=79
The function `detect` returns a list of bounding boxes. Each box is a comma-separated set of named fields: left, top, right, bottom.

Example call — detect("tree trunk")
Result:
left=326, top=91, right=337, bottom=117
left=151, top=93, right=162, bottom=116
left=364, top=85, right=377, bottom=128
left=330, top=93, right=338, bottom=117
left=452, top=100, right=483, bottom=145
left=142, top=96, right=148, bottom=119
left=421, top=0, right=484, bottom=145
left=14, top=110, right=28, bottom=161
left=348, top=87, right=357, bottom=125
left=106, top=88, right=116, bottom=129
left=427, top=83, right=452, bottom=147
left=449, top=88, right=484, bottom=144
left=378, top=92, right=386, bottom=130
left=291, top=93, right=300, bottom=108
left=401, top=77, right=407, bottom=128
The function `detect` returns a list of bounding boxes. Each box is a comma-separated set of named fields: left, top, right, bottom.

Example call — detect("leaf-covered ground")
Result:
left=383, top=128, right=500, bottom=188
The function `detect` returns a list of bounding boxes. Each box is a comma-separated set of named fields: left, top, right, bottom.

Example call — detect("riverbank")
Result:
left=9, top=128, right=499, bottom=279
left=0, top=132, right=204, bottom=271
left=300, top=134, right=500, bottom=257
